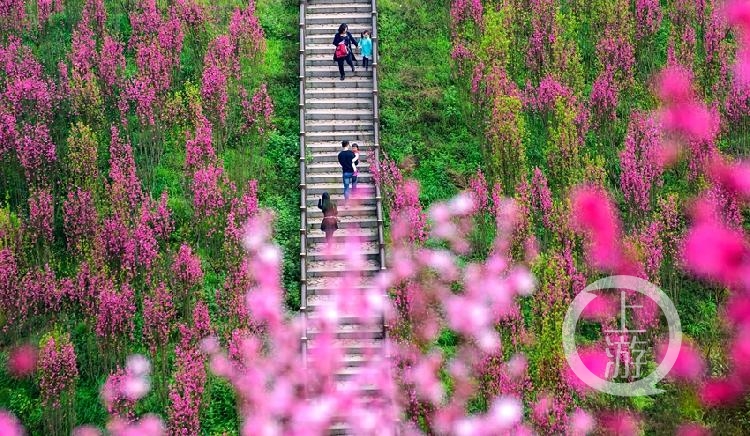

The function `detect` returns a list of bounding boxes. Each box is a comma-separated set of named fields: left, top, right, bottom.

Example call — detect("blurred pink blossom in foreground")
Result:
left=7, top=344, right=37, bottom=378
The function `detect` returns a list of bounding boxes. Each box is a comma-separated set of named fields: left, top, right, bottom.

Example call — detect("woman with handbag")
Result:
left=333, top=23, right=358, bottom=81
left=317, top=192, right=339, bottom=245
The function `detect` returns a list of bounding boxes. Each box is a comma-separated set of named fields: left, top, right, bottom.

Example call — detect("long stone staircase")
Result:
left=298, top=0, right=388, bottom=420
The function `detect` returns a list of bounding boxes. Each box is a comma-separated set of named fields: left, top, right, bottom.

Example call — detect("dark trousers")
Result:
left=363, top=56, right=370, bottom=70
left=337, top=53, right=354, bottom=77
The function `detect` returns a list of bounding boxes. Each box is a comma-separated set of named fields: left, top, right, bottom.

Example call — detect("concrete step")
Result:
left=307, top=226, right=379, bottom=242
left=304, top=33, right=339, bottom=45
left=306, top=119, right=373, bottom=132
left=308, top=323, right=383, bottom=339
left=305, top=275, right=376, bottom=294
left=305, top=43, right=373, bottom=56
left=305, top=12, right=372, bottom=25
left=305, top=77, right=372, bottom=89
left=309, top=338, right=382, bottom=356
left=308, top=150, right=370, bottom=162
left=307, top=258, right=380, bottom=279
left=308, top=203, right=376, bottom=217
left=305, top=130, right=374, bottom=141
left=306, top=108, right=373, bottom=121
left=308, top=171, right=372, bottom=184
left=307, top=0, right=371, bottom=4
left=307, top=352, right=372, bottom=368
left=308, top=181, right=374, bottom=195
left=305, top=53, right=370, bottom=67
left=307, top=240, right=380, bottom=260
left=306, top=3, right=372, bottom=14
left=307, top=161, right=370, bottom=173
left=305, top=65, right=373, bottom=78
left=306, top=88, right=372, bottom=99
left=308, top=214, right=379, bottom=231
left=306, top=143, right=373, bottom=154
left=306, top=14, right=372, bottom=26
left=306, top=97, right=372, bottom=110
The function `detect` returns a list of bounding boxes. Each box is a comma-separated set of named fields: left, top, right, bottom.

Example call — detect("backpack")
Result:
left=334, top=42, right=348, bottom=59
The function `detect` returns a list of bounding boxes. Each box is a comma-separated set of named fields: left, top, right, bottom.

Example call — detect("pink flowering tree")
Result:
left=619, top=112, right=663, bottom=216
left=142, top=281, right=176, bottom=390
left=38, top=331, right=78, bottom=434
left=95, top=281, right=136, bottom=369
left=171, top=243, right=204, bottom=321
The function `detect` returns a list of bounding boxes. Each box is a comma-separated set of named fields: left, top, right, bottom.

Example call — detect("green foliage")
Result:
left=379, top=0, right=483, bottom=204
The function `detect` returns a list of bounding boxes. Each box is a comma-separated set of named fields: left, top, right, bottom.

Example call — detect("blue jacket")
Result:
left=359, top=37, right=373, bottom=57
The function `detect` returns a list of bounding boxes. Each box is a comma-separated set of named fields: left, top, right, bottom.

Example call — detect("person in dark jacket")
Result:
left=337, top=140, right=356, bottom=202
left=317, top=192, right=338, bottom=245
left=333, top=23, right=358, bottom=81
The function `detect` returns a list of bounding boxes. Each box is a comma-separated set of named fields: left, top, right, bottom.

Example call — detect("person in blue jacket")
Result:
left=359, top=30, right=373, bottom=71
left=333, top=23, right=358, bottom=81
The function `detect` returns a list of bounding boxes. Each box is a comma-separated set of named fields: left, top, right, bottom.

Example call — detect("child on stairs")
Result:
left=359, top=30, right=373, bottom=71
left=351, top=143, right=360, bottom=192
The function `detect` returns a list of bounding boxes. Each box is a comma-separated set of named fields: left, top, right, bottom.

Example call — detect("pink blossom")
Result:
left=599, top=412, right=641, bottom=435
left=564, top=346, right=610, bottom=395
left=168, top=324, right=206, bottom=434
left=676, top=423, right=711, bottom=436
left=730, top=331, right=750, bottom=381
left=656, top=66, right=714, bottom=141
left=450, top=0, right=483, bottom=31
left=710, top=159, right=750, bottom=200
left=570, top=186, right=624, bottom=271
left=108, top=125, right=143, bottom=214
left=192, top=300, right=212, bottom=339
left=681, top=221, right=748, bottom=285
left=530, top=167, right=553, bottom=226
left=240, top=84, right=274, bottom=135
left=201, top=64, right=228, bottom=124
left=191, top=164, right=226, bottom=221
left=17, top=123, right=56, bottom=182
left=63, top=188, right=97, bottom=252
left=142, top=282, right=175, bottom=355
left=71, top=17, right=97, bottom=80
left=172, top=244, right=204, bottom=288
left=99, top=36, right=126, bottom=91
left=175, top=0, right=206, bottom=27
left=229, top=1, right=266, bottom=58
left=524, top=75, right=574, bottom=112
left=725, top=294, right=750, bottom=326
left=468, top=169, right=489, bottom=214
left=596, top=34, right=635, bottom=81
left=185, top=115, right=215, bottom=171
left=7, top=344, right=37, bottom=378
left=700, top=377, right=744, bottom=406
left=656, top=341, right=706, bottom=381
left=635, top=0, right=663, bottom=38
left=38, top=333, right=78, bottom=408
left=568, top=408, right=595, bottom=435
left=0, top=411, right=24, bottom=436
left=27, top=187, right=54, bottom=244
left=96, top=282, right=136, bottom=341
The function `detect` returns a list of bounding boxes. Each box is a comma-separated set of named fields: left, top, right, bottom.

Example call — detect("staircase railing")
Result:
left=299, top=0, right=309, bottom=371
left=370, top=0, right=394, bottom=415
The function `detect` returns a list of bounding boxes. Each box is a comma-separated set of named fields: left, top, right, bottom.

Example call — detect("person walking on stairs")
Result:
left=333, top=23, right=358, bottom=81
left=317, top=192, right=338, bottom=245
left=337, top=140, right=356, bottom=203
left=359, top=30, right=372, bottom=71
